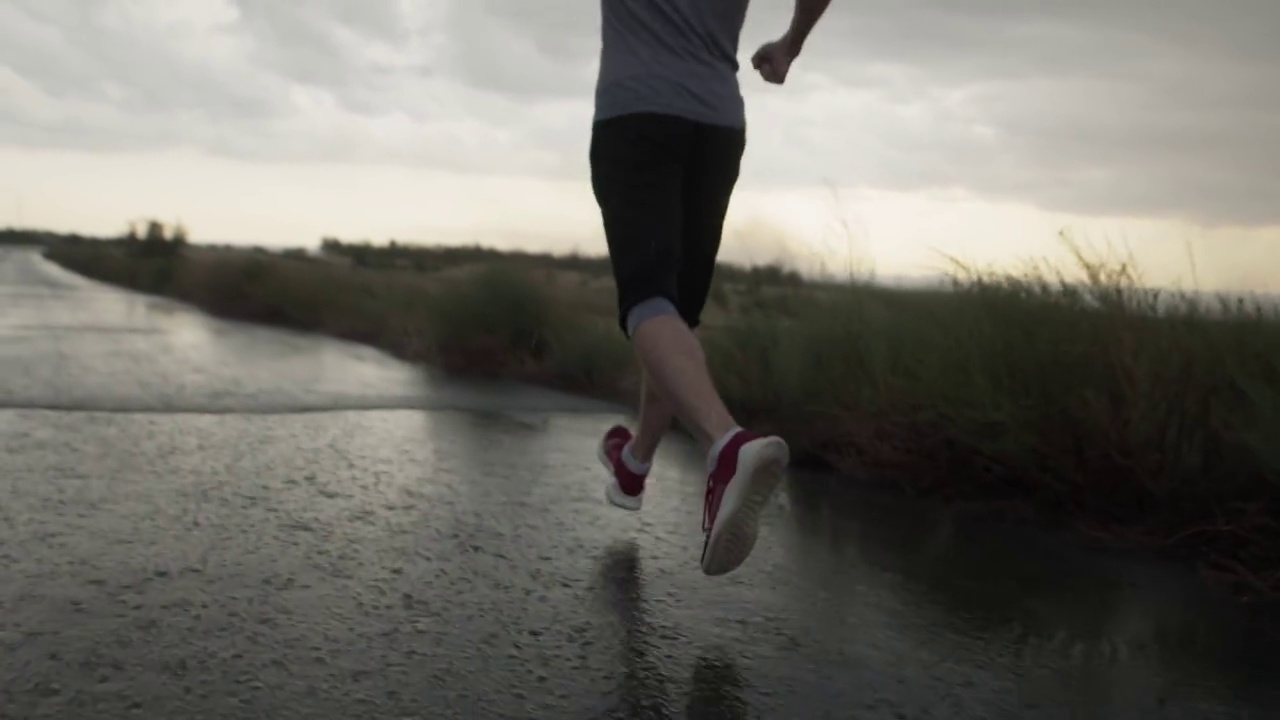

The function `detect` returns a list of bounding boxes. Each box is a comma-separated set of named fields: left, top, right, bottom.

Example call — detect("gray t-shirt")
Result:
left=594, top=0, right=750, bottom=129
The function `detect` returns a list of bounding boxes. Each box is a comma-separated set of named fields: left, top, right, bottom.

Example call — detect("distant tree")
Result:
left=129, top=217, right=186, bottom=259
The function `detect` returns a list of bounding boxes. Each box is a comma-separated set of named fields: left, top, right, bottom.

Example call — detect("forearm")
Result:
left=784, top=0, right=832, bottom=56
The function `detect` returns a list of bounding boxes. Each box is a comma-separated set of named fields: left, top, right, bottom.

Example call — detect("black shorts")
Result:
left=589, top=112, right=746, bottom=335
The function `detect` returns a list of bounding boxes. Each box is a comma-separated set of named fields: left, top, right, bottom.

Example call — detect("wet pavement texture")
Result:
left=3, top=246, right=1280, bottom=719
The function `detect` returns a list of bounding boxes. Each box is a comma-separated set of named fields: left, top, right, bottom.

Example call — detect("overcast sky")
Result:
left=2, top=0, right=1278, bottom=288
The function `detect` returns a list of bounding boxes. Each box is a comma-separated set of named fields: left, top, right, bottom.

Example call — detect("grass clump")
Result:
left=425, top=264, right=562, bottom=374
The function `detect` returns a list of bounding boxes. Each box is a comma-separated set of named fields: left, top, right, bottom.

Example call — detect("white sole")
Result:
left=700, top=436, right=789, bottom=577
left=597, top=440, right=642, bottom=511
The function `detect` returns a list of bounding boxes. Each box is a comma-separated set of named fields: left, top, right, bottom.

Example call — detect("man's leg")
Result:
left=629, top=370, right=673, bottom=464
left=630, top=116, right=747, bottom=457
left=629, top=315, right=738, bottom=450
left=590, top=113, right=788, bottom=577
left=622, top=314, right=713, bottom=465
left=623, top=335, right=706, bottom=477
left=589, top=112, right=690, bottom=511
left=674, top=120, right=790, bottom=577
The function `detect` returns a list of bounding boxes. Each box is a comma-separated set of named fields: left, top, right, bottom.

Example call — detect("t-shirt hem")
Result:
left=592, top=104, right=746, bottom=130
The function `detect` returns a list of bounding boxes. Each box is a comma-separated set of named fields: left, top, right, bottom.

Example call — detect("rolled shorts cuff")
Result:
left=624, top=296, right=680, bottom=338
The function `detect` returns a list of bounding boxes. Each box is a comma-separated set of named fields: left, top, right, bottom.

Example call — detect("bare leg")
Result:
left=630, top=369, right=674, bottom=464
left=631, top=314, right=737, bottom=450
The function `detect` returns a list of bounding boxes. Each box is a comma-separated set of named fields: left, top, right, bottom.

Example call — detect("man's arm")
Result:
left=751, top=0, right=832, bottom=84
left=782, top=0, right=832, bottom=58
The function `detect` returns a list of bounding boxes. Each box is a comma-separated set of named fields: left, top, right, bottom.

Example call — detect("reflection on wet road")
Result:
left=2, top=247, right=1279, bottom=718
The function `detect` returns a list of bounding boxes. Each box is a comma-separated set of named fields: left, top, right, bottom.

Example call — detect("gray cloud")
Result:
left=0, top=1, right=285, bottom=119
left=785, top=0, right=1280, bottom=225
left=1, top=0, right=1276, bottom=226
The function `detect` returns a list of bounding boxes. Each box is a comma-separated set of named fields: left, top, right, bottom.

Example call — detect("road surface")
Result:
left=2, top=247, right=1278, bottom=719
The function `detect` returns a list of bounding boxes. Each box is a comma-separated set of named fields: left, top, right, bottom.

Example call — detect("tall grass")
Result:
left=44, top=240, right=1280, bottom=596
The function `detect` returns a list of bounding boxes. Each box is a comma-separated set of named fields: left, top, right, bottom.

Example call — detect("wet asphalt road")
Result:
left=3, top=246, right=1280, bottom=719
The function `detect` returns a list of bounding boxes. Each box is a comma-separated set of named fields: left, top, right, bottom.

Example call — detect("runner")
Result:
left=590, top=0, right=832, bottom=576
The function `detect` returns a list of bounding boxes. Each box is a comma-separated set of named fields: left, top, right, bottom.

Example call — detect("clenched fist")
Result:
left=751, top=35, right=801, bottom=85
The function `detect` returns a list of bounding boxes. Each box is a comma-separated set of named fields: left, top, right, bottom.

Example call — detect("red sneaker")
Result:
left=597, top=425, right=647, bottom=511
left=700, top=430, right=790, bottom=576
